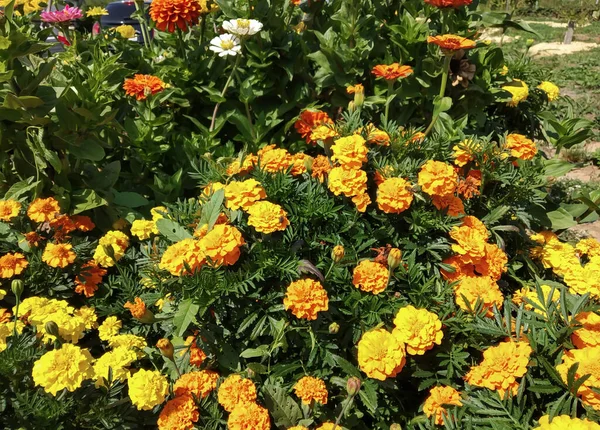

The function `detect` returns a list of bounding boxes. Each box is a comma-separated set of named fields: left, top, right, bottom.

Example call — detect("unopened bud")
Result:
left=329, top=322, right=340, bottom=334
left=156, top=338, right=174, bottom=360
left=526, top=38, right=535, bottom=48
left=390, top=424, right=402, bottom=430
left=11, top=279, right=24, bottom=299
left=348, top=100, right=356, bottom=113
left=45, top=321, right=60, bottom=339
left=346, top=377, right=361, bottom=396
left=387, top=248, right=402, bottom=270
left=332, top=245, right=345, bottom=263
left=354, top=89, right=364, bottom=109
left=112, top=218, right=127, bottom=230
left=246, top=367, right=256, bottom=378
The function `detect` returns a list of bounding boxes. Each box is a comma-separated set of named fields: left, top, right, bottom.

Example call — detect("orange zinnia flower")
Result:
left=424, top=0, right=472, bottom=7
left=294, top=110, right=333, bottom=143
left=150, top=0, right=202, bottom=32
left=427, top=35, right=476, bottom=53
left=371, top=63, right=413, bottom=81
left=123, top=74, right=167, bottom=101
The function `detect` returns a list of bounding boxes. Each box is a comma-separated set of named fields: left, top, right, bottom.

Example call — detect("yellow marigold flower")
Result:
left=377, top=177, right=414, bottom=214
left=503, top=79, right=529, bottom=107
left=452, top=139, right=481, bottom=167
left=174, top=370, right=219, bottom=398
left=151, top=206, right=168, bottom=221
left=423, top=386, right=462, bottom=426
left=330, top=135, right=368, bottom=169
left=537, top=81, right=560, bottom=102
left=131, top=219, right=158, bottom=240
left=257, top=144, right=291, bottom=173
left=114, top=24, right=136, bottom=38
left=432, top=195, right=465, bottom=217
left=576, top=238, right=600, bottom=258
left=159, top=238, right=204, bottom=275
left=75, top=306, right=98, bottom=330
left=224, top=179, right=267, bottom=211
left=418, top=160, right=457, bottom=197
left=465, top=340, right=532, bottom=397
left=218, top=374, right=257, bottom=412
left=0, top=252, right=28, bottom=278
left=505, top=133, right=537, bottom=160
left=564, top=258, right=600, bottom=299
left=512, top=285, right=560, bottom=314
left=98, top=316, right=122, bottom=341
left=351, top=192, right=371, bottom=212
left=86, top=6, right=108, bottom=17
left=32, top=343, right=93, bottom=396
left=454, top=276, right=504, bottom=317
left=158, top=394, right=199, bottom=430
left=0, top=290, right=5, bottom=301
left=392, top=305, right=443, bottom=355
left=42, top=243, right=76, bottom=268
left=556, top=346, right=600, bottom=410
left=27, top=197, right=60, bottom=223
left=93, top=230, right=129, bottom=267
left=289, top=427, right=309, bottom=430
left=449, top=221, right=489, bottom=262
left=572, top=311, right=600, bottom=349
left=332, top=245, right=345, bottom=262
left=228, top=402, right=271, bottom=430
left=93, top=346, right=137, bottom=386
left=227, top=154, right=258, bottom=176
left=310, top=125, right=338, bottom=142
left=328, top=166, right=367, bottom=198
left=352, top=260, right=389, bottom=295
left=199, top=224, right=245, bottom=266
left=246, top=201, right=289, bottom=234
left=357, top=328, right=406, bottom=380
left=536, top=414, right=600, bottom=429
left=0, top=199, right=21, bottom=222
left=17, top=297, right=87, bottom=343
left=283, top=278, right=329, bottom=320
left=128, top=369, right=168, bottom=410
left=293, top=376, right=328, bottom=405
left=0, top=324, right=11, bottom=352
left=108, top=334, right=147, bottom=357
left=290, top=153, right=313, bottom=176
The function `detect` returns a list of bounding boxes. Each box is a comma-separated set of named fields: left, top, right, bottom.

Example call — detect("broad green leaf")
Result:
left=263, top=383, right=302, bottom=428
left=113, top=191, right=149, bottom=208
left=547, top=208, right=577, bottom=230
left=4, top=178, right=40, bottom=199
left=156, top=218, right=193, bottom=242
left=71, top=189, right=107, bottom=214
left=239, top=345, right=270, bottom=359
left=173, top=299, right=199, bottom=337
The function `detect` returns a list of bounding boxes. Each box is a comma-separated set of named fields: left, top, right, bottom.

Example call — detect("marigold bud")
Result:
left=329, top=322, right=340, bottom=334
left=112, top=218, right=128, bottom=230
left=156, top=338, right=174, bottom=360
left=387, top=248, right=402, bottom=270
left=346, top=377, right=361, bottom=396
left=390, top=424, right=402, bottom=430
left=11, top=279, right=24, bottom=299
left=246, top=367, right=256, bottom=378
left=526, top=38, right=535, bottom=48
left=332, top=245, right=345, bottom=263
left=45, top=321, right=60, bottom=339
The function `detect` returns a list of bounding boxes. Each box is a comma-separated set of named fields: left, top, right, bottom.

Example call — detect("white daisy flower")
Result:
left=222, top=18, right=263, bottom=37
left=209, top=34, right=242, bottom=57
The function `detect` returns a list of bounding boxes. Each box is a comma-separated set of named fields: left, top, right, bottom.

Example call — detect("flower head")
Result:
left=572, top=311, right=600, bottom=349
left=0, top=200, right=21, bottom=222
left=124, top=297, right=147, bottom=319
left=352, top=260, right=389, bottom=295
left=114, top=25, right=136, bottom=38
left=392, top=305, right=443, bottom=355
left=199, top=224, right=245, bottom=266
left=123, top=74, right=167, bottom=101
left=423, top=386, right=462, bottom=425
left=93, top=230, right=129, bottom=268
left=418, top=160, right=457, bottom=197
left=218, top=374, right=257, bottom=412
left=432, top=195, right=465, bottom=217
left=224, top=179, right=267, bottom=211
left=454, top=276, right=504, bottom=317
left=257, top=144, right=292, bottom=172
left=158, top=394, right=199, bottom=430
left=372, top=63, right=413, bottom=80
left=358, top=328, right=406, bottom=380
left=377, top=177, right=414, bottom=214
left=40, top=5, right=83, bottom=23
left=538, top=81, right=560, bottom=102
left=536, top=415, right=600, bottom=429
left=98, top=316, right=122, bottom=341
left=294, top=376, right=328, bottom=405
left=86, top=6, right=108, bottom=17
left=32, top=343, right=93, bottom=396
left=222, top=18, right=263, bottom=36
left=0, top=253, right=28, bottom=278
left=328, top=166, right=368, bottom=198
left=503, top=79, right=529, bottom=107
left=228, top=402, right=271, bottom=430
left=42, top=243, right=76, bottom=268
left=159, top=238, right=204, bottom=275
left=246, top=201, right=289, bottom=234
left=311, top=155, right=333, bottom=183
left=283, top=278, right=329, bottom=320
left=557, top=346, right=600, bottom=410
left=128, top=369, right=168, bottom=410
left=427, top=34, right=477, bottom=53
left=28, top=197, right=60, bottom=223
left=174, top=370, right=219, bottom=398
left=424, top=0, right=472, bottom=7
left=209, top=34, right=241, bottom=57
left=330, top=135, right=368, bottom=169
left=182, top=334, right=207, bottom=366
left=505, top=133, right=537, bottom=160
left=294, top=110, right=334, bottom=143
left=93, top=347, right=137, bottom=386
left=131, top=219, right=159, bottom=240
left=150, top=0, right=202, bottom=32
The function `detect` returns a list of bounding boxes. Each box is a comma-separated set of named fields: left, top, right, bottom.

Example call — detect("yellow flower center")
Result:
left=236, top=19, right=250, bottom=28
left=220, top=40, right=234, bottom=50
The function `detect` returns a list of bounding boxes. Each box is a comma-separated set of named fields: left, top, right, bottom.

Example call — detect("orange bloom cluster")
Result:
left=257, top=144, right=292, bottom=173
left=424, top=0, right=472, bottom=7
left=157, top=394, right=199, bottom=430
left=294, top=110, right=334, bottom=144
left=505, top=133, right=537, bottom=160
left=42, top=243, right=76, bottom=268
left=465, top=340, right=532, bottom=396
left=159, top=238, right=204, bottom=275
left=173, top=370, right=219, bottom=398
left=27, top=197, right=60, bottom=223
left=123, top=74, right=166, bottom=101
left=352, top=260, right=389, bottom=295
left=418, top=160, right=457, bottom=197
left=0, top=199, right=21, bottom=222
left=556, top=346, right=600, bottom=410
left=392, top=305, right=443, bottom=355
left=283, top=278, right=329, bottom=320
left=218, top=374, right=257, bottom=412
left=377, top=177, right=414, bottom=214
left=427, top=35, right=477, bottom=53
left=227, top=401, right=271, bottom=430
left=357, top=328, right=406, bottom=380
left=423, top=386, right=462, bottom=425
left=124, top=297, right=147, bottom=319
left=371, top=63, right=413, bottom=81
left=293, top=376, right=328, bottom=405
left=182, top=333, right=207, bottom=366
left=0, top=252, right=28, bottom=278
left=150, top=0, right=202, bottom=32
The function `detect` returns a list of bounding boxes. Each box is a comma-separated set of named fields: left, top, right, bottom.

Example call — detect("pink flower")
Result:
left=41, top=5, right=83, bottom=23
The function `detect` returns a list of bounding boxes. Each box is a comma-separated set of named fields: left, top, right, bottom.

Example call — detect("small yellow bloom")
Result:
left=86, top=6, right=108, bottom=17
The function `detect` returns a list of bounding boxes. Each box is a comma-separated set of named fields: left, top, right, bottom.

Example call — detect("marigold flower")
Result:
left=505, top=133, right=537, bottom=160
left=563, top=257, right=600, bottom=298
left=423, top=386, right=463, bottom=425
left=283, top=278, right=329, bottom=320
left=311, top=155, right=332, bottom=183
left=465, top=340, right=532, bottom=396
left=503, top=79, right=529, bottom=107
left=32, top=343, right=93, bottom=396
left=289, top=427, right=309, bottom=430
left=246, top=201, right=289, bottom=234
left=556, top=346, right=600, bottom=410
left=293, top=376, right=328, bottom=405
left=294, top=110, right=334, bottom=143
left=228, top=402, right=271, bottom=430
left=256, top=144, right=292, bottom=173
left=290, top=153, right=313, bottom=176
left=24, top=231, right=42, bottom=247
left=182, top=334, right=207, bottom=366
left=198, top=223, right=244, bottom=266
left=131, top=219, right=158, bottom=240
left=376, top=177, right=414, bottom=214
left=128, top=369, right=168, bottom=410
left=71, top=215, right=95, bottom=232
left=537, top=81, right=560, bottom=102
left=576, top=238, right=600, bottom=258
left=365, top=124, right=390, bottom=146
left=227, top=154, right=257, bottom=176
left=452, top=139, right=481, bottom=167
left=42, top=243, right=76, bottom=268
left=572, top=311, right=600, bottom=349
left=158, top=394, right=199, bottom=430
left=457, top=170, right=482, bottom=199
left=454, top=276, right=503, bottom=317
left=474, top=243, right=508, bottom=280
left=159, top=238, right=204, bottom=275
left=224, top=179, right=267, bottom=211
left=427, top=34, right=477, bottom=53
left=0, top=253, right=28, bottom=278
left=357, top=328, right=406, bottom=380
left=174, top=370, right=219, bottom=398
left=352, top=260, right=389, bottom=295
left=315, top=424, right=338, bottom=430
left=74, top=305, right=98, bottom=330
left=449, top=224, right=488, bottom=262
left=108, top=334, right=147, bottom=355
left=93, top=346, right=137, bottom=386
left=330, top=135, right=368, bottom=169
left=418, top=160, right=457, bottom=197
left=124, top=297, right=147, bottom=319
left=432, top=195, right=465, bottom=217
left=114, top=24, right=136, bottom=38
left=98, top=316, right=122, bottom=341
left=0, top=200, right=21, bottom=222
left=218, top=374, right=257, bottom=412
left=536, top=414, right=600, bottom=429
left=371, top=63, right=414, bottom=80
left=123, top=74, right=167, bottom=101
left=27, top=197, right=60, bottom=223
left=392, top=305, right=443, bottom=355
left=150, top=0, right=201, bottom=32
left=310, top=125, right=338, bottom=142
left=93, top=230, right=129, bottom=267
left=328, top=166, right=368, bottom=198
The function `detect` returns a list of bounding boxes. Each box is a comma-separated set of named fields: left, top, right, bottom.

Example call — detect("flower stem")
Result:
left=134, top=0, right=151, bottom=48
left=12, top=299, right=20, bottom=338
left=333, top=394, right=356, bottom=430
left=384, top=80, right=394, bottom=120
left=244, top=101, right=256, bottom=140
left=423, top=54, right=452, bottom=137
left=209, top=54, right=242, bottom=132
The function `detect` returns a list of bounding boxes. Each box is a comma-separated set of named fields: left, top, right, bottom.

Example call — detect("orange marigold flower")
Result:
left=124, top=297, right=147, bottom=319
left=24, top=231, right=43, bottom=247
left=218, top=374, right=257, bottom=412
left=174, top=370, right=219, bottom=398
left=454, top=276, right=503, bottom=317
left=537, top=415, right=600, bottom=429
left=257, top=144, right=292, bottom=172
left=441, top=255, right=475, bottom=282
left=224, top=179, right=267, bottom=211
left=423, top=386, right=463, bottom=426
left=311, top=155, right=333, bottom=183
left=377, top=177, right=414, bottom=214
left=283, top=278, right=329, bottom=320
left=452, top=139, right=481, bottom=167
left=474, top=243, right=508, bottom=280
left=556, top=346, right=600, bottom=410
left=290, top=153, right=313, bottom=176
left=182, top=334, right=207, bottom=367
left=351, top=192, right=371, bottom=213
left=159, top=238, right=204, bottom=275
left=427, top=34, right=477, bottom=53
left=42, top=243, right=76, bottom=268
left=449, top=223, right=488, bottom=262
left=228, top=402, right=271, bottom=430
left=392, top=305, right=443, bottom=355
left=227, top=154, right=257, bottom=176
left=157, top=394, right=199, bottom=430
left=294, top=110, right=333, bottom=143
left=352, top=260, right=389, bottom=295
left=49, top=214, right=77, bottom=241
left=505, top=133, right=537, bottom=160
left=330, top=135, right=368, bottom=169
left=0, top=253, right=26, bottom=279
left=150, top=0, right=201, bottom=32
left=424, top=0, right=472, bottom=7
left=432, top=195, right=465, bottom=217
left=572, top=311, right=600, bottom=349
left=310, top=125, right=339, bottom=142
left=365, top=124, right=390, bottom=146
left=75, top=261, right=107, bottom=297
left=71, top=215, right=95, bottom=232
left=27, top=197, right=60, bottom=223
left=465, top=340, right=532, bottom=397
left=357, top=328, right=406, bottom=380
left=372, top=63, right=413, bottom=81
left=417, top=160, right=457, bottom=197
left=123, top=74, right=166, bottom=101
left=347, top=84, right=364, bottom=94
left=457, top=170, right=482, bottom=199
left=246, top=201, right=289, bottom=234
left=293, top=376, right=328, bottom=405
left=0, top=200, right=21, bottom=222
left=327, top=166, right=367, bottom=198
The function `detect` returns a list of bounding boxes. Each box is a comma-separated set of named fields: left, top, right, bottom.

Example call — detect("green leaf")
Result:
left=328, top=353, right=362, bottom=378
left=3, top=178, right=40, bottom=199
left=547, top=208, right=577, bottom=230
left=112, top=191, right=149, bottom=208
left=156, top=218, right=193, bottom=242
left=71, top=189, right=107, bottom=214
left=544, top=159, right=574, bottom=178
left=68, top=140, right=106, bottom=161
left=173, top=299, right=200, bottom=337
left=199, top=189, right=225, bottom=231
left=263, top=383, right=302, bottom=428
left=239, top=345, right=270, bottom=359
left=358, top=379, right=378, bottom=414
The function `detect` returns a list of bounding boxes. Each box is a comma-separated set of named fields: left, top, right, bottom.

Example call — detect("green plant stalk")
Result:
left=333, top=394, right=356, bottom=430
left=424, top=54, right=452, bottom=137
left=244, top=101, right=255, bottom=140
left=384, top=80, right=394, bottom=120
left=176, top=29, right=188, bottom=63
left=12, top=298, right=20, bottom=338
left=209, top=54, right=242, bottom=132
left=134, top=0, right=151, bottom=49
